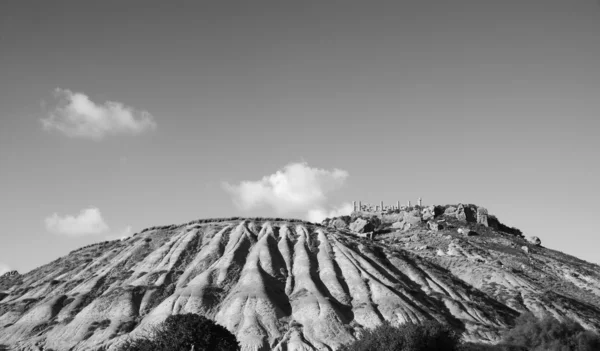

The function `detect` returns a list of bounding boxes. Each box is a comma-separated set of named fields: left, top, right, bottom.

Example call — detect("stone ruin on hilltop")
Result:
left=321, top=199, right=524, bottom=240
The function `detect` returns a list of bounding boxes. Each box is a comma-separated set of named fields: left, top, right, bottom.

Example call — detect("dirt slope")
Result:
left=1, top=211, right=599, bottom=351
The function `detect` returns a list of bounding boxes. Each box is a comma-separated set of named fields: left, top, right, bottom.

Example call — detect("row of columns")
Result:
left=352, top=198, right=422, bottom=212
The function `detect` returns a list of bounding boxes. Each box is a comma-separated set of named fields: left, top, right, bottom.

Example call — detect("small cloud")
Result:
left=41, top=88, right=157, bottom=140
left=307, top=202, right=354, bottom=223
left=0, top=262, right=11, bottom=276
left=105, top=226, right=134, bottom=241
left=45, top=207, right=109, bottom=236
left=223, top=162, right=349, bottom=215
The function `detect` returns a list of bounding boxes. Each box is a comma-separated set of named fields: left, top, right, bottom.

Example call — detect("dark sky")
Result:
left=1, top=0, right=600, bottom=272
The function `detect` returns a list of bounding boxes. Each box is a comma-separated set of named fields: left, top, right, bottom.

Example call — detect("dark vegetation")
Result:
left=339, top=313, right=600, bottom=351
left=118, top=313, right=240, bottom=351
left=465, top=313, right=600, bottom=351
left=340, top=320, right=461, bottom=351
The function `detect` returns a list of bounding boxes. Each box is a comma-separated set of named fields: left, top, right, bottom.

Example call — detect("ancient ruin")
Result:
left=352, top=198, right=424, bottom=213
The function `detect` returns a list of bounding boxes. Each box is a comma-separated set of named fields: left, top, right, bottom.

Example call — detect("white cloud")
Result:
left=0, top=263, right=11, bottom=276
left=307, top=202, right=354, bottom=223
left=41, top=88, right=157, bottom=140
left=45, top=207, right=109, bottom=236
left=105, top=226, right=134, bottom=241
left=223, top=162, right=349, bottom=215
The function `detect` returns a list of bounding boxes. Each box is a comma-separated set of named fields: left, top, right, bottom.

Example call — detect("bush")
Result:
left=501, top=312, right=600, bottom=351
left=340, top=320, right=461, bottom=351
left=119, top=313, right=239, bottom=351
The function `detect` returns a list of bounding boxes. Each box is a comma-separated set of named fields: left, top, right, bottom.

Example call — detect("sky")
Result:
left=1, top=0, right=599, bottom=274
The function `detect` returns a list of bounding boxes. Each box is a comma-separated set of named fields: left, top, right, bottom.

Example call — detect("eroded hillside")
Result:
left=1, top=208, right=599, bottom=351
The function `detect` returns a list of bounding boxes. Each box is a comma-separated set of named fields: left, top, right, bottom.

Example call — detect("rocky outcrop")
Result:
left=349, top=217, right=380, bottom=233
left=421, top=206, right=436, bottom=221
left=456, top=204, right=477, bottom=222
left=392, top=220, right=413, bottom=232
left=1, top=270, right=19, bottom=278
left=403, top=210, right=422, bottom=225
left=527, top=236, right=542, bottom=246
left=427, top=221, right=442, bottom=232
left=444, top=206, right=457, bottom=216
left=456, top=204, right=467, bottom=221
left=329, top=216, right=351, bottom=230
left=391, top=221, right=404, bottom=229
left=477, top=207, right=489, bottom=227
left=458, top=228, right=477, bottom=236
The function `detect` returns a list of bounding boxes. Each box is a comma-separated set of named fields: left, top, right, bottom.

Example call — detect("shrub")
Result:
left=340, top=320, right=461, bottom=351
left=501, top=312, right=600, bottom=351
left=119, top=313, right=239, bottom=351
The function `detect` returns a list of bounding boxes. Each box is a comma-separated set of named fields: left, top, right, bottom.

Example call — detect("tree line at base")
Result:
left=119, top=312, right=600, bottom=351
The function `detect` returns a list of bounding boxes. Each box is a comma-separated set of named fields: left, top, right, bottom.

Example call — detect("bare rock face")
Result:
left=527, top=236, right=542, bottom=246
left=427, top=221, right=442, bottom=232
left=444, top=206, right=457, bottom=216
left=403, top=211, right=422, bottom=226
left=391, top=221, right=404, bottom=229
left=456, top=204, right=467, bottom=221
left=329, top=216, right=351, bottom=230
left=1, top=270, right=19, bottom=279
left=456, top=204, right=477, bottom=222
left=421, top=206, right=436, bottom=221
left=349, top=217, right=380, bottom=233
left=2, top=215, right=600, bottom=351
left=477, top=207, right=489, bottom=227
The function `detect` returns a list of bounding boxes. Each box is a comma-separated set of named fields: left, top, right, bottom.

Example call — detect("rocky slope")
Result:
left=1, top=207, right=599, bottom=351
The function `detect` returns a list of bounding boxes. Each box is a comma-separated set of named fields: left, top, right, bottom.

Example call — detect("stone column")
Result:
left=359, top=201, right=361, bottom=211
left=418, top=197, right=422, bottom=207
left=380, top=201, right=384, bottom=211
left=408, top=200, right=411, bottom=207
left=397, top=201, right=400, bottom=210
left=353, top=201, right=356, bottom=212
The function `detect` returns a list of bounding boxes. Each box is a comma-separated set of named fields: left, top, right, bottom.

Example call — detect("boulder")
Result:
left=444, top=206, right=457, bottom=216
left=436, top=249, right=445, bottom=256
left=349, top=217, right=380, bottom=233
left=447, top=243, right=460, bottom=256
left=527, top=236, right=541, bottom=246
left=382, top=212, right=405, bottom=224
left=427, top=221, right=443, bottom=232
left=329, top=217, right=350, bottom=230
left=403, top=211, right=422, bottom=225
left=521, top=246, right=530, bottom=254
left=391, top=221, right=405, bottom=229
left=422, top=206, right=436, bottom=221
left=477, top=207, right=489, bottom=227
left=349, top=218, right=374, bottom=233
left=456, top=204, right=467, bottom=221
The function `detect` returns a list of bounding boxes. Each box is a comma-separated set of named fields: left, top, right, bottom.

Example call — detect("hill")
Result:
left=1, top=206, right=599, bottom=351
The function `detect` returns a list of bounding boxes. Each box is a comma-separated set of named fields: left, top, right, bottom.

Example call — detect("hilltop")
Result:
left=1, top=205, right=599, bottom=351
